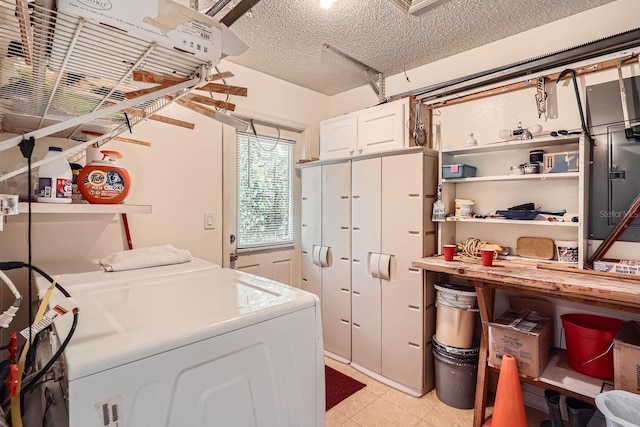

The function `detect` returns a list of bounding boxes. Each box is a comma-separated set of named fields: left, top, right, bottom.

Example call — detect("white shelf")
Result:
left=442, top=135, right=580, bottom=155
left=17, top=203, right=152, bottom=215
left=538, top=354, right=610, bottom=398
left=442, top=172, right=579, bottom=183
left=444, top=217, right=579, bottom=227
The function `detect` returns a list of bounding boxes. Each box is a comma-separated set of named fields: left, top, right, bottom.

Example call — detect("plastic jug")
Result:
left=37, top=146, right=72, bottom=204
left=78, top=150, right=131, bottom=204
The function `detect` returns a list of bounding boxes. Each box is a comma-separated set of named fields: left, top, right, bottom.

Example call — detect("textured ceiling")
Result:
left=181, top=0, right=617, bottom=96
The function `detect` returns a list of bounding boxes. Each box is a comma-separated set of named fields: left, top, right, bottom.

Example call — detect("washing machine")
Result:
left=26, top=259, right=325, bottom=427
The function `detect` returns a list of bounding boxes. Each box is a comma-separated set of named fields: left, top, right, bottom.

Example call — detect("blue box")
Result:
left=543, top=151, right=579, bottom=173
left=442, top=164, right=477, bottom=178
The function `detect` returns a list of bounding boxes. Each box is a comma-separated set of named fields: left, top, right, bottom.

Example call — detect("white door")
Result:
left=381, top=152, right=425, bottom=390
left=301, top=165, right=322, bottom=298
left=222, top=123, right=304, bottom=287
left=351, top=157, right=382, bottom=373
left=320, top=161, right=352, bottom=361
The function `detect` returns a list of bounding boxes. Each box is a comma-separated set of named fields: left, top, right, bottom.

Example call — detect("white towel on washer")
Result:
left=99, top=244, right=193, bottom=272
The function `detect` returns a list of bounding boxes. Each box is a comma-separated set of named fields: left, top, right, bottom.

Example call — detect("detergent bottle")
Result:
left=78, top=150, right=131, bottom=204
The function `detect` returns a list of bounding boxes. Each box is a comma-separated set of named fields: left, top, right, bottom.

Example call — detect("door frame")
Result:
left=221, top=109, right=310, bottom=287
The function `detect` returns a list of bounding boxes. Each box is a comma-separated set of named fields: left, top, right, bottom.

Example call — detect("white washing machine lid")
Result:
left=35, top=257, right=219, bottom=297
left=48, top=268, right=317, bottom=381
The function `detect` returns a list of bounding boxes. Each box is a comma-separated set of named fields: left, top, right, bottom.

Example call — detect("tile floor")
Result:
left=325, top=357, right=549, bottom=427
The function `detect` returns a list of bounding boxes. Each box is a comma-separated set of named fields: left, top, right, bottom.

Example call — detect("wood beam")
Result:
left=124, top=84, right=174, bottom=99
left=82, top=131, right=151, bottom=147
left=208, top=71, right=234, bottom=81
left=132, top=71, right=189, bottom=85
left=147, top=114, right=195, bottom=129
left=15, top=0, right=33, bottom=65
left=175, top=99, right=218, bottom=119
left=196, top=82, right=247, bottom=96
left=220, top=0, right=261, bottom=26
left=430, top=54, right=640, bottom=109
left=184, top=93, right=236, bottom=111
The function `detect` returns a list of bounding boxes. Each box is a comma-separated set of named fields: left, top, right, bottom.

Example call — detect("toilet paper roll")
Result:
left=369, top=253, right=381, bottom=278
left=378, top=254, right=391, bottom=281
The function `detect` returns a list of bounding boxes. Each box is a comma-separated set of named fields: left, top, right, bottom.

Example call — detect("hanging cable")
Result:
left=249, top=119, right=280, bottom=152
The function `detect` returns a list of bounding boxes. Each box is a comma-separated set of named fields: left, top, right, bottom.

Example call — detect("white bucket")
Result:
left=595, top=390, right=640, bottom=427
left=455, top=199, right=475, bottom=218
left=555, top=240, right=579, bottom=263
left=434, top=284, right=478, bottom=349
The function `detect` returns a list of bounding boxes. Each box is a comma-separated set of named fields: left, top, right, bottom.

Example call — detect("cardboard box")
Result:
left=593, top=259, right=640, bottom=277
left=543, top=151, right=579, bottom=173
left=614, top=321, right=640, bottom=394
left=488, top=296, right=554, bottom=378
left=57, top=0, right=247, bottom=63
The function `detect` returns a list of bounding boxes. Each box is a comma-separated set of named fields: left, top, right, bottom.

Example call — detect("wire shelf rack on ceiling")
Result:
left=0, top=0, right=211, bottom=181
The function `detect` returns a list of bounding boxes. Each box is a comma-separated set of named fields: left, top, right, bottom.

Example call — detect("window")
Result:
left=236, top=132, right=295, bottom=249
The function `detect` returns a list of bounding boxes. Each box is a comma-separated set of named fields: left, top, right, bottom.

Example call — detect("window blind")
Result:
left=236, top=132, right=295, bottom=249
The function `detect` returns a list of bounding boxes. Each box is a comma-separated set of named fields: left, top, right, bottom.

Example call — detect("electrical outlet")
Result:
left=204, top=211, right=215, bottom=230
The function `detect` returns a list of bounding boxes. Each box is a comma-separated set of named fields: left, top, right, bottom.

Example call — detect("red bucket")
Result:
left=561, top=313, right=625, bottom=379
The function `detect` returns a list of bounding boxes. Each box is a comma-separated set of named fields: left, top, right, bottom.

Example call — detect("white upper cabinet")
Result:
left=357, top=100, right=406, bottom=156
left=319, top=114, right=358, bottom=160
left=320, top=98, right=410, bottom=160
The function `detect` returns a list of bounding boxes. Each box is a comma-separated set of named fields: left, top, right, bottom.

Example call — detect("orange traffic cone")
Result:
left=483, top=354, right=527, bottom=427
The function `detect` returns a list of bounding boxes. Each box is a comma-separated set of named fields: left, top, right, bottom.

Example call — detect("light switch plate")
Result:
left=204, top=211, right=215, bottom=230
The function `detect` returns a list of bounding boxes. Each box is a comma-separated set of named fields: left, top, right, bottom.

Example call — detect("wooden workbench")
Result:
left=412, top=255, right=640, bottom=427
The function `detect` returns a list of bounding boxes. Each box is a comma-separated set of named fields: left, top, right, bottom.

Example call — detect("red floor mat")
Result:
left=325, top=365, right=366, bottom=411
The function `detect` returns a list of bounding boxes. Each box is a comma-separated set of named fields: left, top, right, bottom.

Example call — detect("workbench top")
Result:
left=412, top=256, right=640, bottom=311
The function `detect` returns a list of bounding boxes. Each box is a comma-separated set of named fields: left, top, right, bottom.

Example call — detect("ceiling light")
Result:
left=320, top=0, right=337, bottom=9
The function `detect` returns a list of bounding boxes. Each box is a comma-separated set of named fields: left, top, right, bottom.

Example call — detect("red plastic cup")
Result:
left=481, top=248, right=495, bottom=267
left=443, top=245, right=456, bottom=261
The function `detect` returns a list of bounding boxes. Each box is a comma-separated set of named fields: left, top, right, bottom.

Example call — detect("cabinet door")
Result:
left=357, top=101, right=406, bottom=156
left=351, top=158, right=382, bottom=373
left=321, top=162, right=352, bottom=360
left=320, top=115, right=357, bottom=160
left=381, top=152, right=425, bottom=390
left=301, top=166, right=322, bottom=299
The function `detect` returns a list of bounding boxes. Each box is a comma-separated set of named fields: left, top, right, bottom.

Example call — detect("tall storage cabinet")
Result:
left=300, top=160, right=352, bottom=363
left=351, top=148, right=438, bottom=396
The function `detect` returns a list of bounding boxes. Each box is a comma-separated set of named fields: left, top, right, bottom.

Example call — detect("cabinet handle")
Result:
left=408, top=267, right=420, bottom=273
left=302, top=197, right=307, bottom=200
left=341, top=195, right=349, bottom=199
left=353, top=290, right=360, bottom=295
left=302, top=250, right=307, bottom=254
left=302, top=224, right=307, bottom=227
left=341, top=319, right=350, bottom=325
left=409, top=193, right=420, bottom=198
left=353, top=227, right=360, bottom=231
left=341, top=288, right=350, bottom=293
left=353, top=259, right=360, bottom=263
left=408, top=342, right=420, bottom=349
left=408, top=230, right=419, bottom=235
left=408, top=305, right=420, bottom=310
left=353, top=323, right=360, bottom=328
left=353, top=195, right=360, bottom=199
left=341, top=257, right=350, bottom=261
left=341, top=226, right=349, bottom=230
left=302, top=278, right=308, bottom=282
